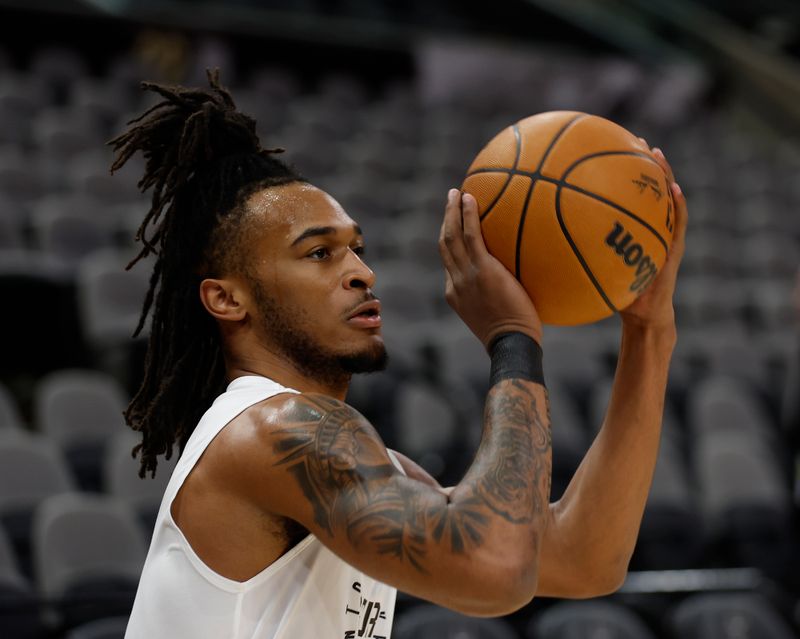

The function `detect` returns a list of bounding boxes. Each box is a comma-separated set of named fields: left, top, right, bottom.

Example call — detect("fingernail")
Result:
left=672, top=183, right=682, bottom=196
left=653, top=147, right=663, bottom=156
left=462, top=192, right=472, bottom=205
left=448, top=188, right=458, bottom=201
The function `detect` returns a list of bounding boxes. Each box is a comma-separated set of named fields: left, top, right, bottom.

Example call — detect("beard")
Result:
left=249, top=281, right=388, bottom=388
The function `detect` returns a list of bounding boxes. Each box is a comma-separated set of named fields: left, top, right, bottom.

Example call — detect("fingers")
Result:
left=638, top=135, right=675, bottom=185
left=439, top=188, right=466, bottom=275
left=652, top=147, right=675, bottom=184
left=670, top=182, right=688, bottom=252
left=460, top=192, right=488, bottom=257
left=439, top=189, right=487, bottom=276
left=659, top=182, right=688, bottom=278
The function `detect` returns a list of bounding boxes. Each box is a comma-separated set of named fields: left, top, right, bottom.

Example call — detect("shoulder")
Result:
left=217, top=392, right=390, bottom=483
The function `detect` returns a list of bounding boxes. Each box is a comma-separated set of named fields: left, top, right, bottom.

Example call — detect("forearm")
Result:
left=552, top=321, right=675, bottom=585
left=448, top=378, right=552, bottom=594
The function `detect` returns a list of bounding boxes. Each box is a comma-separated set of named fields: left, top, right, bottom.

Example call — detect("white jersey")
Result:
left=125, top=375, right=398, bottom=639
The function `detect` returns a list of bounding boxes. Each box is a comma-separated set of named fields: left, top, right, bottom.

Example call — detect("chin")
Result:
left=339, top=340, right=389, bottom=374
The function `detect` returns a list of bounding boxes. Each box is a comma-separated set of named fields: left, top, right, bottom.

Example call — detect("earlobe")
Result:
left=199, top=278, right=248, bottom=322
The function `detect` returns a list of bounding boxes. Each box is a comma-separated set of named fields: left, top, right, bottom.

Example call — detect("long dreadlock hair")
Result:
left=109, top=69, right=304, bottom=478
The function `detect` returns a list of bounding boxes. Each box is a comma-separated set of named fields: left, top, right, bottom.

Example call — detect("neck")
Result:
left=224, top=338, right=350, bottom=401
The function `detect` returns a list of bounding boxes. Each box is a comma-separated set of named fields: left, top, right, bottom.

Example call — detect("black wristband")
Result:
left=489, top=332, right=545, bottom=387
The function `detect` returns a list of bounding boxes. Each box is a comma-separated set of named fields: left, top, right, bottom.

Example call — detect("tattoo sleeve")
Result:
left=272, top=379, right=551, bottom=575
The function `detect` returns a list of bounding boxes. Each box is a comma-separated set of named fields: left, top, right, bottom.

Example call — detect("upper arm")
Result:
left=237, top=393, right=530, bottom=615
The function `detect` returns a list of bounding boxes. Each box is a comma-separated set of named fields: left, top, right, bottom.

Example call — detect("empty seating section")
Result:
left=0, top=34, right=798, bottom=639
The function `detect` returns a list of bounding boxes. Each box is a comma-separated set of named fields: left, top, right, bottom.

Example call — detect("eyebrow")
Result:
left=290, top=224, right=363, bottom=247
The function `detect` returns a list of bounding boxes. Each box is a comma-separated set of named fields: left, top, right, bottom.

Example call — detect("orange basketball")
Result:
left=462, top=111, right=674, bottom=326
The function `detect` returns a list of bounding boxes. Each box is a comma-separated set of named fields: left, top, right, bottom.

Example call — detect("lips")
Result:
left=346, top=300, right=382, bottom=328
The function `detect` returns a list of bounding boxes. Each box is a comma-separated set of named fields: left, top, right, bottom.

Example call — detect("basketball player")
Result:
left=117, top=72, right=687, bottom=638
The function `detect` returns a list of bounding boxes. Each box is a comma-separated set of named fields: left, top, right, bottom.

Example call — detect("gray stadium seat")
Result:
left=33, top=493, right=146, bottom=627
left=529, top=600, right=657, bottom=639
left=547, top=382, right=590, bottom=500
left=394, top=604, right=517, bottom=639
left=66, top=151, right=143, bottom=206
left=689, top=376, right=794, bottom=575
left=433, top=319, right=490, bottom=389
left=0, top=524, right=42, bottom=639
left=748, top=280, right=796, bottom=330
left=393, top=381, right=458, bottom=478
left=541, top=329, right=605, bottom=396
left=742, top=232, right=799, bottom=280
left=104, top=430, right=176, bottom=536
left=0, top=154, right=45, bottom=205
left=35, top=369, right=129, bottom=491
left=673, top=277, right=747, bottom=328
left=0, top=210, right=23, bottom=250
left=30, top=47, right=89, bottom=104
left=0, top=75, right=43, bottom=146
left=76, top=249, right=151, bottom=347
left=66, top=616, right=130, bottom=639
left=0, top=430, right=75, bottom=575
left=0, top=381, right=23, bottom=430
left=667, top=593, right=799, bottom=639
left=32, top=210, right=117, bottom=270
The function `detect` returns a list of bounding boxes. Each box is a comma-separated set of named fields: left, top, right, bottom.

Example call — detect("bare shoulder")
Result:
left=217, top=392, right=398, bottom=522
left=257, top=392, right=396, bottom=475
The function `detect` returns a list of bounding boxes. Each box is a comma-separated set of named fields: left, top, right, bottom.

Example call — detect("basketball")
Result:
left=461, top=111, right=675, bottom=326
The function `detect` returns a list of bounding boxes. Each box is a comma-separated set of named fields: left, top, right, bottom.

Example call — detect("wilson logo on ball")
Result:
left=605, top=222, right=658, bottom=293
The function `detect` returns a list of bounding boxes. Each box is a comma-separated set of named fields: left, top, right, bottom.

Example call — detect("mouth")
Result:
left=346, top=300, right=382, bottom=329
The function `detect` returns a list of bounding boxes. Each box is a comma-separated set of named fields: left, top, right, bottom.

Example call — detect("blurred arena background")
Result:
left=0, top=0, right=799, bottom=637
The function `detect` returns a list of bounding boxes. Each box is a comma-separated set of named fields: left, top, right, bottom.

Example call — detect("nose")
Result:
left=343, top=251, right=376, bottom=291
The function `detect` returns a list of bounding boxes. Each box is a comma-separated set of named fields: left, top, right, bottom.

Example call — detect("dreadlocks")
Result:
left=109, top=69, right=304, bottom=478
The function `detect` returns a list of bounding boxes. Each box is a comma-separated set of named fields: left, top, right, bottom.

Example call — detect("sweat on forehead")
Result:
left=245, top=182, right=354, bottom=234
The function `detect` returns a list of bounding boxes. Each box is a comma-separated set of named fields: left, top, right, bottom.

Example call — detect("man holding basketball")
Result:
left=119, top=72, right=686, bottom=639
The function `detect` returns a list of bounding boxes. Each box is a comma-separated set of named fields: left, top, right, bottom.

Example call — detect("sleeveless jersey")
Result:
left=125, top=375, right=398, bottom=639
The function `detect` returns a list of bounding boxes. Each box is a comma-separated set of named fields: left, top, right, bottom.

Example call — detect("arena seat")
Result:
left=546, top=383, right=591, bottom=501
left=0, top=154, right=46, bottom=206
left=528, top=599, right=657, bottom=639
left=0, top=430, right=76, bottom=576
left=103, top=430, right=176, bottom=538
left=394, top=603, right=517, bottom=639
left=66, top=615, right=129, bottom=639
left=32, top=492, right=146, bottom=629
left=29, top=47, right=89, bottom=106
left=0, top=524, right=42, bottom=639
left=0, top=381, right=24, bottom=431
left=35, top=369, right=129, bottom=492
left=75, top=248, right=151, bottom=357
left=32, top=210, right=117, bottom=271
left=667, top=592, right=798, bottom=639
left=393, top=380, right=458, bottom=480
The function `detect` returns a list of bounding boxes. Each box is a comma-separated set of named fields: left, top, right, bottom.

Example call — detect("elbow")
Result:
left=575, top=560, right=629, bottom=599
left=450, top=556, right=539, bottom=617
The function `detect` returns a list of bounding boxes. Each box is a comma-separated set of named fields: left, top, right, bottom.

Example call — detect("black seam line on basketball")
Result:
left=514, top=177, right=538, bottom=280
left=535, top=113, right=587, bottom=173
left=477, top=125, right=522, bottom=222
left=460, top=168, right=669, bottom=253
left=559, top=150, right=662, bottom=182
left=554, top=183, right=618, bottom=314
left=468, top=115, right=587, bottom=183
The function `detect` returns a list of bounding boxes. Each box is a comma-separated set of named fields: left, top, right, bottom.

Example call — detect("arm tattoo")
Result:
left=272, top=381, right=551, bottom=574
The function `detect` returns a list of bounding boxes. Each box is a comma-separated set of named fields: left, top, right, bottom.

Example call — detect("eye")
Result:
left=352, top=245, right=366, bottom=257
left=308, top=247, right=330, bottom=260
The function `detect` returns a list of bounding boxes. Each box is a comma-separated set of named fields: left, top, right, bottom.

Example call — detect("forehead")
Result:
left=245, top=182, right=356, bottom=243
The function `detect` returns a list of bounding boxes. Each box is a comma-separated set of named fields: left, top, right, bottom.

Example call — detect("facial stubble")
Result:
left=250, top=280, right=388, bottom=388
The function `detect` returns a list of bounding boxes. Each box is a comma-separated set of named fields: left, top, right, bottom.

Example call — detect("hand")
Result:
left=439, top=189, right=543, bottom=349
left=619, top=145, right=688, bottom=331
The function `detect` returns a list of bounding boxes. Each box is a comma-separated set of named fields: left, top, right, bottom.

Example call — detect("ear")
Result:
left=199, top=278, right=248, bottom=322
